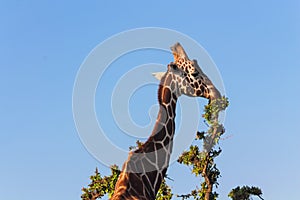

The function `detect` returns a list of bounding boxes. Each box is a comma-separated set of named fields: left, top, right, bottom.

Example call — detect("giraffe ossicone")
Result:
left=110, top=42, right=221, bottom=200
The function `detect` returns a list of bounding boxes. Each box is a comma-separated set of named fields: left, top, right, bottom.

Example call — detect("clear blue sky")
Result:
left=1, top=1, right=300, bottom=199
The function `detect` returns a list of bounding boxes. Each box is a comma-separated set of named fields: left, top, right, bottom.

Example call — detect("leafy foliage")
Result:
left=156, top=178, right=173, bottom=200
left=81, top=165, right=120, bottom=200
left=228, top=186, right=264, bottom=200
left=177, top=97, right=228, bottom=200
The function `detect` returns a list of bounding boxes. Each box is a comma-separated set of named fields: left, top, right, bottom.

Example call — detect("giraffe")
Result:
left=110, top=43, right=221, bottom=200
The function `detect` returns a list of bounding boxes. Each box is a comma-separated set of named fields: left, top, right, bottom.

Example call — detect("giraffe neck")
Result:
left=111, top=73, right=178, bottom=200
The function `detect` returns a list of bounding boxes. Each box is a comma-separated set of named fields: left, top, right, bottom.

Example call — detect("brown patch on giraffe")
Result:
left=162, top=87, right=171, bottom=104
left=166, top=120, right=174, bottom=135
left=129, top=173, right=143, bottom=192
left=163, top=136, right=170, bottom=146
left=200, top=85, right=205, bottom=92
left=146, top=171, right=157, bottom=184
left=155, top=143, right=163, bottom=151
left=143, top=140, right=155, bottom=153
left=153, top=126, right=166, bottom=141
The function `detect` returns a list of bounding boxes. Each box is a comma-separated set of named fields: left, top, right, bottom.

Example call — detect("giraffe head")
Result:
left=153, top=43, right=221, bottom=101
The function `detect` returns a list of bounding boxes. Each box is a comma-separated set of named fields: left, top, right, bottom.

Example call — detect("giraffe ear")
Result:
left=152, top=72, right=165, bottom=80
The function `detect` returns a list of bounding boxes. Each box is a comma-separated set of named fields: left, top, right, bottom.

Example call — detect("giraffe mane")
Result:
left=157, top=73, right=167, bottom=105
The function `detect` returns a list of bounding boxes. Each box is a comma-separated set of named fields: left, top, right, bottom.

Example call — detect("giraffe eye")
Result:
left=191, top=71, right=199, bottom=77
left=171, top=64, right=178, bottom=70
